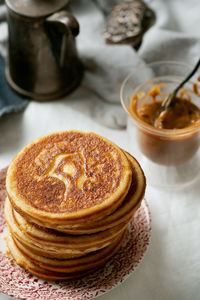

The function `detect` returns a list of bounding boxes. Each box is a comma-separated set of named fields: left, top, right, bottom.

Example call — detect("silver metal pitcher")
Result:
left=5, top=0, right=83, bottom=101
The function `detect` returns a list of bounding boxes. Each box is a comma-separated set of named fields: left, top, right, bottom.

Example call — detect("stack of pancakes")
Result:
left=5, top=131, right=146, bottom=280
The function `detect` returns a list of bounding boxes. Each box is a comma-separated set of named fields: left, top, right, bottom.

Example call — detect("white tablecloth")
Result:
left=0, top=101, right=200, bottom=300
left=1, top=0, right=200, bottom=298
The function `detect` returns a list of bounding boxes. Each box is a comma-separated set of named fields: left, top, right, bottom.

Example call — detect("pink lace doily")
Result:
left=0, top=167, right=151, bottom=300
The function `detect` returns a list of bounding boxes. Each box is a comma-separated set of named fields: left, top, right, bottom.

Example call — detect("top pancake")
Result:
left=6, top=131, right=132, bottom=222
left=12, top=151, right=145, bottom=233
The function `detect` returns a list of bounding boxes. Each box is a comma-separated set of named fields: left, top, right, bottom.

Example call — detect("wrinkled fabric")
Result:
left=0, top=0, right=199, bottom=127
left=0, top=3, right=27, bottom=118
left=69, top=0, right=200, bottom=128
left=0, top=55, right=28, bottom=118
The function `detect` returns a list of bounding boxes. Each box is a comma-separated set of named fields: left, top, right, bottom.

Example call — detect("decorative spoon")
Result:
left=155, top=58, right=200, bottom=127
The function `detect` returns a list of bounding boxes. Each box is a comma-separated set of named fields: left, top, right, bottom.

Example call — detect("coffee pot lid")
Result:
left=5, top=0, right=69, bottom=18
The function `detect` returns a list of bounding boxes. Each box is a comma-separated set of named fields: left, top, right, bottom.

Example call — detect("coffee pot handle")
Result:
left=45, top=11, right=80, bottom=67
left=45, top=10, right=79, bottom=37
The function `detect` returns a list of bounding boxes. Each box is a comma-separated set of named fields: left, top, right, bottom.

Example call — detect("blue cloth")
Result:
left=0, top=55, right=28, bottom=117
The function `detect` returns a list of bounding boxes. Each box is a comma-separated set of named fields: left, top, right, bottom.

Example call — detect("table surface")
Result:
left=0, top=100, right=200, bottom=300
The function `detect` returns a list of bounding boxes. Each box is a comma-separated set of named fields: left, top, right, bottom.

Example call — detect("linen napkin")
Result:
left=0, top=55, right=28, bottom=118
left=0, top=3, right=28, bottom=118
left=67, top=0, right=200, bottom=129
left=0, top=0, right=200, bottom=128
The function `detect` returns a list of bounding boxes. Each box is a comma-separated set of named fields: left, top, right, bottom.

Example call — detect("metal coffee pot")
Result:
left=5, top=0, right=83, bottom=100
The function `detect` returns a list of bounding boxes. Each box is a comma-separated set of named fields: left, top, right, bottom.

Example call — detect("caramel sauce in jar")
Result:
left=130, top=83, right=200, bottom=165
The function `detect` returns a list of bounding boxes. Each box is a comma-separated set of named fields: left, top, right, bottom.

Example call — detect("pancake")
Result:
left=5, top=197, right=129, bottom=257
left=6, top=131, right=132, bottom=227
left=11, top=236, right=84, bottom=259
left=49, top=152, right=143, bottom=234
left=7, top=151, right=145, bottom=235
left=7, top=230, right=126, bottom=280
left=4, top=130, right=146, bottom=281
left=11, top=231, right=125, bottom=272
left=13, top=205, right=130, bottom=247
left=46, top=151, right=146, bottom=234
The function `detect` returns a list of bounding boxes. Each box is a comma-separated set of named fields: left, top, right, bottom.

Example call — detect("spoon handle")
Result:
left=161, top=58, right=200, bottom=110
left=154, top=58, right=200, bottom=128
left=174, top=58, right=200, bottom=95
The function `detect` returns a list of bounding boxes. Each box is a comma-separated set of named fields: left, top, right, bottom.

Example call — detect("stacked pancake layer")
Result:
left=5, top=131, right=146, bottom=280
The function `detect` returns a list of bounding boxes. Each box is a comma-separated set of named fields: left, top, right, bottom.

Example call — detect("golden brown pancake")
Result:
left=46, top=151, right=146, bottom=234
left=4, top=131, right=146, bottom=281
left=6, top=131, right=132, bottom=227
left=20, top=152, right=144, bottom=234
left=5, top=197, right=129, bottom=257
left=7, top=150, right=145, bottom=235
left=7, top=230, right=126, bottom=280
left=13, top=206, right=130, bottom=247
left=11, top=231, right=125, bottom=273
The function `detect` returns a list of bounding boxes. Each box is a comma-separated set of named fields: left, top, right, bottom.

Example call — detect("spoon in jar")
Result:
left=154, top=58, right=200, bottom=128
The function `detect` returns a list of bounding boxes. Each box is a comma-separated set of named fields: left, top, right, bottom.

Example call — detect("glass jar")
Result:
left=121, top=61, right=200, bottom=188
